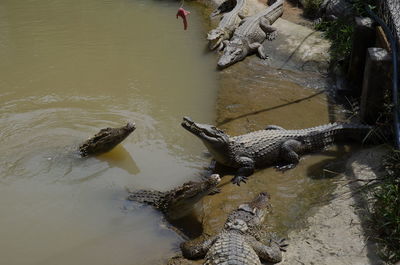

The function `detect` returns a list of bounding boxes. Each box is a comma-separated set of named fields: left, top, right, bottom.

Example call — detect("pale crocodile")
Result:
left=179, top=192, right=286, bottom=264
left=217, top=0, right=283, bottom=69
left=181, top=117, right=374, bottom=185
left=79, top=122, right=135, bottom=157
left=127, top=174, right=221, bottom=220
left=207, top=0, right=247, bottom=50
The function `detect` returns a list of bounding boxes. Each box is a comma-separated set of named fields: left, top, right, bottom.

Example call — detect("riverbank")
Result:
left=195, top=0, right=387, bottom=264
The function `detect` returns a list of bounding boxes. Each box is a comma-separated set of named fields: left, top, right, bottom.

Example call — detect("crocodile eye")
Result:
left=235, top=49, right=242, bottom=55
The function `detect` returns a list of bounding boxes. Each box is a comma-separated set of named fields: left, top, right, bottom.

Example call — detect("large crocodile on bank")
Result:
left=217, top=0, right=283, bottom=69
left=207, top=0, right=247, bottom=50
left=127, top=174, right=221, bottom=220
left=181, top=117, right=375, bottom=185
left=178, top=192, right=286, bottom=264
left=79, top=122, right=136, bottom=157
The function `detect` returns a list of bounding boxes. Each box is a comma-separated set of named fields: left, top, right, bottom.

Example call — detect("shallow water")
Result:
left=0, top=1, right=217, bottom=264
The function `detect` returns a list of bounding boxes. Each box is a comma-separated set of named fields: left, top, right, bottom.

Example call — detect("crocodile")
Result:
left=217, top=0, right=283, bottom=69
left=181, top=116, right=374, bottom=185
left=317, top=0, right=353, bottom=21
left=207, top=0, right=246, bottom=51
left=127, top=174, right=221, bottom=220
left=79, top=122, right=135, bottom=157
left=210, top=0, right=237, bottom=18
left=179, top=192, right=286, bottom=264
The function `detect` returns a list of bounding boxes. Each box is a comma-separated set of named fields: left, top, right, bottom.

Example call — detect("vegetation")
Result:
left=373, top=150, right=400, bottom=263
left=302, top=0, right=378, bottom=66
left=301, top=0, right=400, bottom=262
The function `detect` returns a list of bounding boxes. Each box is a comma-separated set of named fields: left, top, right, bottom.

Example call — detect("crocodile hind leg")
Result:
left=260, top=17, right=278, bottom=40
left=246, top=236, right=284, bottom=263
left=276, top=139, right=303, bottom=170
left=265, top=125, right=285, bottom=130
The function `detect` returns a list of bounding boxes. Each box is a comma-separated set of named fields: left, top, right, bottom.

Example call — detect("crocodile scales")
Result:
left=127, top=174, right=220, bottom=220
left=207, top=0, right=247, bottom=50
left=79, top=122, right=135, bottom=157
left=181, top=117, right=374, bottom=185
left=217, top=0, right=283, bottom=69
left=179, top=192, right=286, bottom=264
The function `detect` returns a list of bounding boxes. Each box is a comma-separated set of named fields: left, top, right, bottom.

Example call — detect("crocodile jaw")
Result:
left=166, top=174, right=221, bottom=219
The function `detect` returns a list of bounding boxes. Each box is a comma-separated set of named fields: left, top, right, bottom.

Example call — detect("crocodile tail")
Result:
left=127, top=190, right=165, bottom=207
left=305, top=123, right=375, bottom=150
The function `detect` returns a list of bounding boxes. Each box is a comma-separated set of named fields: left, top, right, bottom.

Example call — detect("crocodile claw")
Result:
left=232, top=175, right=247, bottom=185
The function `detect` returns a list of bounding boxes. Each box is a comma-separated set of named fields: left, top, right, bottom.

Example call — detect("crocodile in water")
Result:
left=217, top=0, right=283, bottom=69
left=181, top=117, right=374, bottom=185
left=79, top=122, right=135, bottom=157
left=179, top=192, right=286, bottom=264
left=207, top=0, right=247, bottom=50
left=127, top=174, right=221, bottom=220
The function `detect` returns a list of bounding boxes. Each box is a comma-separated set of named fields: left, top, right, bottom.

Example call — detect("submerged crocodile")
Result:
left=127, top=174, right=221, bottom=220
left=79, top=122, right=135, bottom=157
left=179, top=192, right=286, bottom=264
left=207, top=0, right=246, bottom=50
left=181, top=117, right=374, bottom=185
left=217, top=0, right=283, bottom=69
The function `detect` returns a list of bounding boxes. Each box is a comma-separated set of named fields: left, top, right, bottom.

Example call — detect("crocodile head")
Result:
left=79, top=122, right=136, bottom=156
left=217, top=38, right=247, bottom=69
left=207, top=29, right=229, bottom=50
left=225, top=192, right=271, bottom=231
left=165, top=174, right=221, bottom=219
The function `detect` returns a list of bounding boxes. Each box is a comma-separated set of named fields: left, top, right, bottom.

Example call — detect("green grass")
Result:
left=373, top=150, right=400, bottom=262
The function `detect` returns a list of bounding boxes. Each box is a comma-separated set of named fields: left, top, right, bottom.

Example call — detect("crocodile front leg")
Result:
left=248, top=42, right=267, bottom=59
left=232, top=156, right=255, bottom=185
left=181, top=235, right=217, bottom=259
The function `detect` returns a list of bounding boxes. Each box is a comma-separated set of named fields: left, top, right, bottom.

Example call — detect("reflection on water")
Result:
left=0, top=0, right=217, bottom=264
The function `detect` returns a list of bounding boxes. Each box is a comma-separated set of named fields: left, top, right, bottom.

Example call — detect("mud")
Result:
left=180, top=1, right=387, bottom=264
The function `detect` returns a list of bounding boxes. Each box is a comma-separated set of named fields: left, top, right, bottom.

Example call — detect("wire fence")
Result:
left=378, top=0, right=400, bottom=52
left=377, top=0, right=400, bottom=148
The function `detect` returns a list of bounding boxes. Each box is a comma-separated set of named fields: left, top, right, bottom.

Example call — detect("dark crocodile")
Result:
left=179, top=192, right=286, bottom=264
left=217, top=0, right=283, bottom=69
left=210, top=0, right=237, bottom=18
left=127, top=174, right=221, bottom=220
left=181, top=117, right=374, bottom=185
left=79, top=122, right=135, bottom=157
left=207, top=0, right=246, bottom=50
left=318, top=0, right=353, bottom=21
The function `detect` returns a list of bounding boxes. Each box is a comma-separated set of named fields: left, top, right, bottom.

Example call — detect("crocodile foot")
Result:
left=274, top=237, right=288, bottom=252
left=267, top=31, right=278, bottom=41
left=232, top=175, right=247, bottom=185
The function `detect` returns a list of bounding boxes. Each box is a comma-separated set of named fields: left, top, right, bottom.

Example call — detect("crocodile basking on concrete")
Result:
left=181, top=117, right=374, bottom=185
left=127, top=174, right=221, bottom=220
left=179, top=192, right=286, bottom=264
left=207, top=0, right=247, bottom=51
left=217, top=0, right=283, bottom=69
left=79, top=122, right=135, bottom=157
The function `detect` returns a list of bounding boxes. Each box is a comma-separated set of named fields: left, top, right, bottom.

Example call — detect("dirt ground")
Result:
left=196, top=0, right=387, bottom=264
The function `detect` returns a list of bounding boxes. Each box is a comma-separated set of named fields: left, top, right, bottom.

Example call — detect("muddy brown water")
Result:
left=0, top=1, right=217, bottom=264
left=0, top=0, right=356, bottom=264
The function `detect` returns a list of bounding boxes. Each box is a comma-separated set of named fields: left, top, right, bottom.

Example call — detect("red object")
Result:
left=176, top=7, right=190, bottom=30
